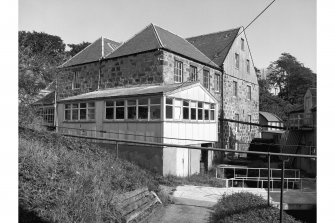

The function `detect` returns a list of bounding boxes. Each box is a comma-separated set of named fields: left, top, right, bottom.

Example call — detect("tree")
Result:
left=67, top=41, right=91, bottom=57
left=19, top=31, right=68, bottom=103
left=267, top=53, right=316, bottom=104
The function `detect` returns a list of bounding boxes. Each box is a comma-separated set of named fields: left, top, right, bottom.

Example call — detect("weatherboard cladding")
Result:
left=186, top=28, right=240, bottom=66
left=107, top=24, right=220, bottom=69
left=61, top=37, right=121, bottom=68
left=59, top=82, right=200, bottom=102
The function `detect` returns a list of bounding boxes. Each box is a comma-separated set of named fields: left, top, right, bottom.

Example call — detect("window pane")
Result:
left=191, top=108, right=196, bottom=120
left=166, top=97, right=173, bottom=105
left=183, top=100, right=189, bottom=106
left=127, top=106, right=136, bottom=119
left=150, top=105, right=161, bottom=119
left=127, top=99, right=136, bottom=106
left=166, top=106, right=173, bottom=119
left=106, top=107, right=114, bottom=119
left=80, top=109, right=86, bottom=120
left=190, top=101, right=196, bottom=108
left=106, top=101, right=114, bottom=107
left=150, top=97, right=160, bottom=105
left=138, top=98, right=148, bottom=105
left=88, top=109, right=95, bottom=120
left=183, top=107, right=189, bottom=120
left=198, top=108, right=203, bottom=120
left=116, top=107, right=124, bottom=119
left=88, top=102, right=95, bottom=107
left=198, top=102, right=203, bottom=108
left=65, top=104, right=71, bottom=109
left=80, top=103, right=86, bottom=108
left=72, top=109, right=78, bottom=120
left=138, top=106, right=148, bottom=119
left=204, top=103, right=210, bottom=109
left=116, top=101, right=124, bottom=106
left=65, top=110, right=71, bottom=120
left=204, top=109, right=209, bottom=120
left=210, top=110, right=215, bottom=120
left=72, top=104, right=78, bottom=109
left=211, top=104, right=215, bottom=109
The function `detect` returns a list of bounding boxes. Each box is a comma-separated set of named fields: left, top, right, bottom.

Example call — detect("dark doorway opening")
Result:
left=200, top=143, right=211, bottom=173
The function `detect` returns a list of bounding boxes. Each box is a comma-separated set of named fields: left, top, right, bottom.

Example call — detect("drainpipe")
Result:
left=221, top=65, right=225, bottom=150
left=54, top=71, right=58, bottom=133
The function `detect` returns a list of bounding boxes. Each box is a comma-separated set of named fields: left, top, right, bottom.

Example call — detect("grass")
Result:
left=155, top=168, right=227, bottom=188
left=19, top=128, right=160, bottom=223
left=209, top=192, right=302, bottom=223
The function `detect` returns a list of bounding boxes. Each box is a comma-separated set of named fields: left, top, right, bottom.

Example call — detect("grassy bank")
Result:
left=19, top=128, right=159, bottom=223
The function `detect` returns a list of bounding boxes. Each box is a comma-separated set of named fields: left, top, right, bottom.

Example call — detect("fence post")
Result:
left=116, top=141, right=119, bottom=159
left=267, top=153, right=271, bottom=206
left=280, top=159, right=286, bottom=223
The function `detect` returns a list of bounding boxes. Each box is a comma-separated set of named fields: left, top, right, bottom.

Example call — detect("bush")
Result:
left=210, top=192, right=301, bottom=223
left=19, top=128, right=159, bottom=223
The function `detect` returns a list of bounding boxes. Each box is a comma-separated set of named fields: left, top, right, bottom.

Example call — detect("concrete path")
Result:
left=148, top=184, right=316, bottom=222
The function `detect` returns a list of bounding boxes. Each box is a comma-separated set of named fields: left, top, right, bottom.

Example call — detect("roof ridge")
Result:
left=186, top=27, right=241, bottom=40
left=105, top=23, right=155, bottom=58
left=59, top=37, right=102, bottom=68
left=154, top=24, right=220, bottom=68
left=152, top=24, right=164, bottom=48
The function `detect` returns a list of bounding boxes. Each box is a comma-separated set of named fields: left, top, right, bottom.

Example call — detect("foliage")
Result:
left=67, top=41, right=91, bottom=57
left=18, top=31, right=68, bottom=103
left=267, top=53, right=316, bottom=104
left=19, top=128, right=159, bottom=223
left=209, top=192, right=301, bottom=223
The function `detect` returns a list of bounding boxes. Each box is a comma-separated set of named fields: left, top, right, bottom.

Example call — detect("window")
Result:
left=241, top=38, right=245, bottom=51
left=183, top=100, right=189, bottom=120
left=174, top=99, right=182, bottom=120
left=214, top=73, right=220, bottom=92
left=233, top=81, right=238, bottom=97
left=174, top=60, right=183, bottom=83
left=235, top=113, right=239, bottom=132
left=65, top=102, right=95, bottom=121
left=247, top=85, right=251, bottom=100
left=248, top=115, right=252, bottom=131
left=198, top=102, right=203, bottom=120
left=105, top=101, right=115, bottom=119
left=138, top=98, right=148, bottom=119
left=190, top=101, right=197, bottom=120
left=203, top=70, right=209, bottom=89
left=204, top=103, right=210, bottom=120
left=73, top=71, right=80, bottom=89
left=115, top=100, right=125, bottom=119
left=210, top=104, right=215, bottom=120
left=235, top=53, right=239, bottom=69
left=165, top=97, right=173, bottom=119
left=127, top=99, right=137, bottom=119
left=190, top=65, right=198, bottom=81
left=40, top=107, right=54, bottom=124
left=246, top=59, right=250, bottom=73
left=149, top=97, right=161, bottom=119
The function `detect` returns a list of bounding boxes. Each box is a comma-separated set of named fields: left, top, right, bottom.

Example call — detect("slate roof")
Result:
left=186, top=28, right=240, bottom=66
left=59, top=82, right=203, bottom=102
left=259, top=111, right=283, bottom=122
left=33, top=91, right=55, bottom=105
left=106, top=24, right=220, bottom=69
left=61, top=37, right=121, bottom=68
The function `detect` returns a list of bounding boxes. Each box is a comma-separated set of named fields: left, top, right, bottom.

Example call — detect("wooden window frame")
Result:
left=174, top=60, right=183, bottom=83
left=72, top=71, right=80, bottom=89
left=203, top=70, right=210, bottom=90
left=190, top=65, right=198, bottom=81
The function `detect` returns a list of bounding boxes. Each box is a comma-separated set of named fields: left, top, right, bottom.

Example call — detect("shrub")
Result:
left=210, top=192, right=301, bottom=223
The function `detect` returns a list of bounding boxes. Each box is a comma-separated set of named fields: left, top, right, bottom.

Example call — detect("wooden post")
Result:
left=280, top=160, right=285, bottom=223
left=116, top=142, right=119, bottom=159
left=267, top=153, right=271, bottom=206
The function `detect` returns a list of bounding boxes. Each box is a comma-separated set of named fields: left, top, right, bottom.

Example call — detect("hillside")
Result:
left=19, top=128, right=159, bottom=223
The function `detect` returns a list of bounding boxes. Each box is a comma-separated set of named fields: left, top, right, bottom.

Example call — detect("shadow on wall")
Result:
left=97, top=143, right=163, bottom=175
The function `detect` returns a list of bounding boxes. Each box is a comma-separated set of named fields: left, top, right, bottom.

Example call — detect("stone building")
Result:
left=38, top=24, right=259, bottom=175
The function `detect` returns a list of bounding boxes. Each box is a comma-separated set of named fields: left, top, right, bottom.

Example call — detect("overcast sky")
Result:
left=19, top=0, right=316, bottom=72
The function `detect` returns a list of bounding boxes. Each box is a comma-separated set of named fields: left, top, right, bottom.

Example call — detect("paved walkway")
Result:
left=148, top=184, right=316, bottom=222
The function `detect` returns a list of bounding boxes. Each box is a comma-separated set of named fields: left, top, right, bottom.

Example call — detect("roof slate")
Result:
left=107, top=24, right=220, bottom=69
left=186, top=28, right=240, bottom=66
left=59, top=82, right=199, bottom=102
left=61, top=37, right=121, bottom=68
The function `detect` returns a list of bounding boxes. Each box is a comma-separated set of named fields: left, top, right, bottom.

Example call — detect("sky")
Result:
left=19, top=0, right=316, bottom=72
